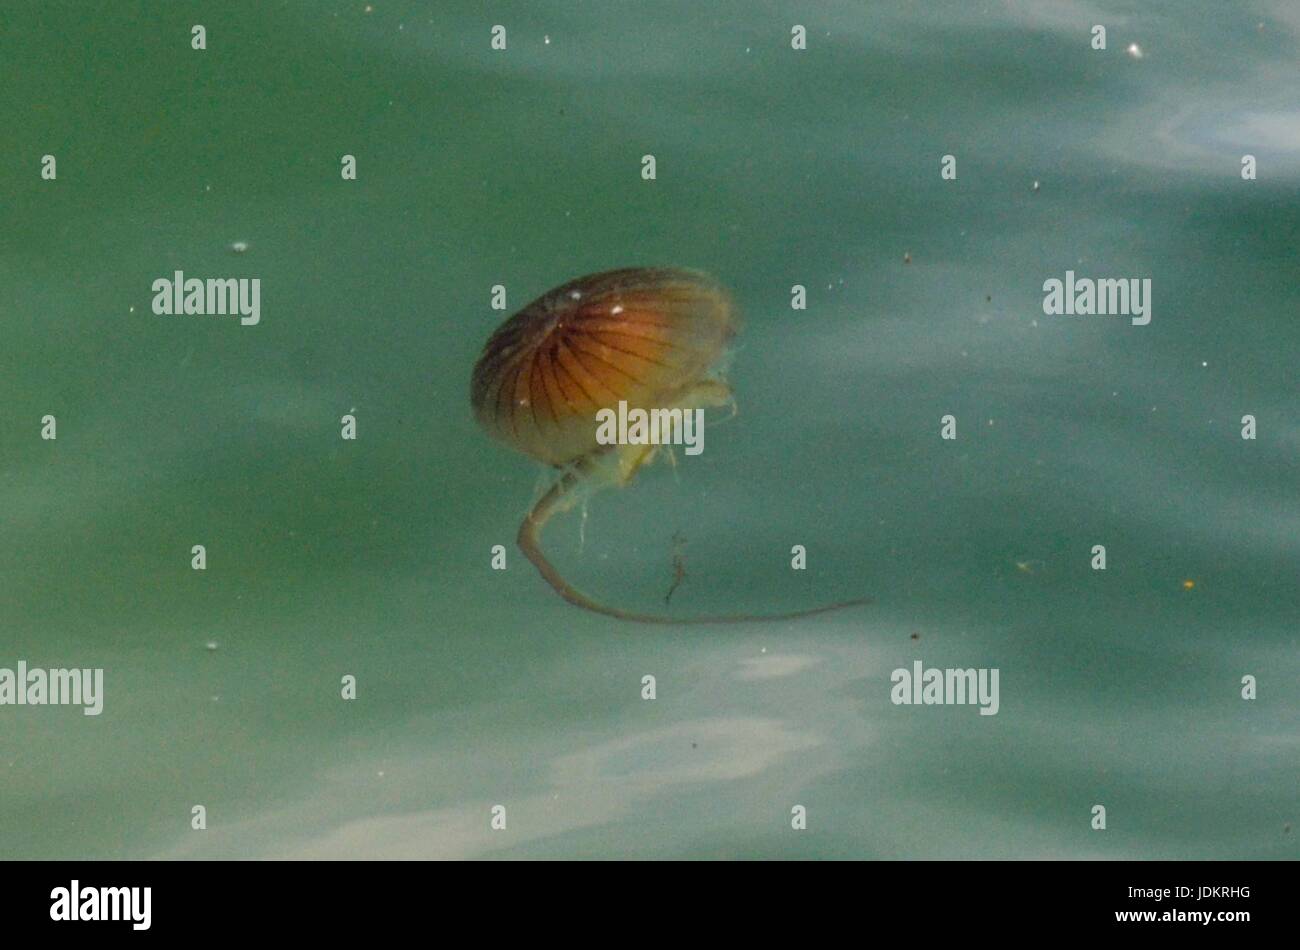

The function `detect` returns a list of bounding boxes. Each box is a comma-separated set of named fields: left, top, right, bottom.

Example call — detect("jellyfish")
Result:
left=470, top=267, right=869, bottom=624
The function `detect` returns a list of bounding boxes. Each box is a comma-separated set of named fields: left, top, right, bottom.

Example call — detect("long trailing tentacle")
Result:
left=515, top=463, right=871, bottom=625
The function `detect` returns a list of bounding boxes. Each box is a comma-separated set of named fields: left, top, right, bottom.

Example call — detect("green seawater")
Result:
left=1, top=0, right=1296, bottom=859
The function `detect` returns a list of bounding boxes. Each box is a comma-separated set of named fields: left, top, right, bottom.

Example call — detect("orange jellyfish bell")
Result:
left=471, top=267, right=737, bottom=472
left=471, top=267, right=869, bottom=625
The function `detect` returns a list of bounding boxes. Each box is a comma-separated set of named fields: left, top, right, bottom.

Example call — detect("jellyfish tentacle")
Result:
left=616, top=442, right=658, bottom=484
left=516, top=462, right=870, bottom=626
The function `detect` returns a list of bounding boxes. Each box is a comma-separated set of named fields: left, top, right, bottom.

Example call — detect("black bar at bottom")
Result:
left=4, top=859, right=1288, bottom=938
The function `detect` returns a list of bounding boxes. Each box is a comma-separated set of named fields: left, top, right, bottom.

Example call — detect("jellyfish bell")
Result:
left=470, top=267, right=869, bottom=625
left=471, top=267, right=737, bottom=483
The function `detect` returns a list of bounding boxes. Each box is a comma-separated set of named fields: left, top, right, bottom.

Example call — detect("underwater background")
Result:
left=1, top=0, right=1296, bottom=859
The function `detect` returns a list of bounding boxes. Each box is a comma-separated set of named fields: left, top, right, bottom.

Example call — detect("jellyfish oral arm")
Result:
left=514, top=459, right=871, bottom=626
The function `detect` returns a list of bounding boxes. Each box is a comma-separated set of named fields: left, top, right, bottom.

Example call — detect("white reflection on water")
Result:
left=155, top=718, right=821, bottom=859
left=735, top=653, right=820, bottom=681
left=152, top=637, right=884, bottom=859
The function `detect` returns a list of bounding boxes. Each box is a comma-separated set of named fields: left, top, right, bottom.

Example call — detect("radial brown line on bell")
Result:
left=545, top=344, right=583, bottom=419
left=474, top=342, right=524, bottom=391
left=492, top=360, right=523, bottom=440
left=527, top=351, right=548, bottom=430
left=517, top=350, right=546, bottom=437
left=557, top=338, right=631, bottom=403
left=502, top=359, right=530, bottom=442
left=578, top=323, right=685, bottom=355
left=476, top=332, right=524, bottom=409
left=568, top=340, right=651, bottom=391
left=580, top=332, right=676, bottom=372
left=551, top=343, right=601, bottom=415
left=534, top=345, right=564, bottom=427
left=571, top=319, right=683, bottom=346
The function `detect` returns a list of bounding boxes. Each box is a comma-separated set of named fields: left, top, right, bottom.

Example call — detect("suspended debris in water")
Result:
left=665, top=531, right=688, bottom=604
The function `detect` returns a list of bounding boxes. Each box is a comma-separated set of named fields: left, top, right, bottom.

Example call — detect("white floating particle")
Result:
left=544, top=35, right=551, bottom=45
left=205, top=641, right=219, bottom=651
left=1126, top=43, right=1143, bottom=59
left=230, top=241, right=249, bottom=253
left=1032, top=180, right=1040, bottom=192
